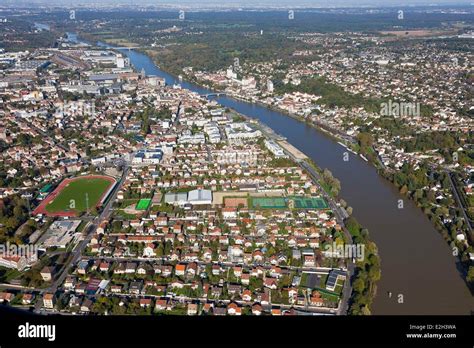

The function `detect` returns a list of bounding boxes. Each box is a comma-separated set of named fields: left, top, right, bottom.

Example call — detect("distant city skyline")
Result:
left=2, top=0, right=473, bottom=8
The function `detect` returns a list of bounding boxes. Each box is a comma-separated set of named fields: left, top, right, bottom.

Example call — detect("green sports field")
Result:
left=250, top=196, right=329, bottom=210
left=251, top=197, right=287, bottom=209
left=288, top=196, right=329, bottom=209
left=136, top=198, right=152, bottom=211
left=46, top=177, right=113, bottom=214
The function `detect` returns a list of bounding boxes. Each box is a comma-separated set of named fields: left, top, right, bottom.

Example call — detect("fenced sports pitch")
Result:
left=288, top=196, right=329, bottom=209
left=250, top=197, right=287, bottom=209
left=135, top=198, right=152, bottom=211
left=250, top=196, right=328, bottom=210
left=33, top=175, right=116, bottom=217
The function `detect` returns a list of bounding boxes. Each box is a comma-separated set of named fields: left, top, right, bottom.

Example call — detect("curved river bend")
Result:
left=79, top=34, right=472, bottom=314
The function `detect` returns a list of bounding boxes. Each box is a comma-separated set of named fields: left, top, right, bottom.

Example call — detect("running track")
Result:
left=33, top=175, right=117, bottom=217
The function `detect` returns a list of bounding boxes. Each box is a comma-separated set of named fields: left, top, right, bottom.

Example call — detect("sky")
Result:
left=5, top=0, right=473, bottom=8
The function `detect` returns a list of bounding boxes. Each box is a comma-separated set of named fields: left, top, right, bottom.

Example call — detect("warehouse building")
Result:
left=188, top=189, right=212, bottom=205
left=164, top=192, right=188, bottom=206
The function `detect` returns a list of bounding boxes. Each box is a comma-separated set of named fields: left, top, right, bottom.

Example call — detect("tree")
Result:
left=467, top=266, right=474, bottom=284
left=345, top=217, right=362, bottom=238
left=357, top=132, right=373, bottom=150
left=368, top=264, right=381, bottom=282
left=249, top=277, right=263, bottom=292
left=360, top=305, right=371, bottom=315
left=17, top=134, right=32, bottom=146
left=399, top=185, right=409, bottom=195
left=331, top=179, right=341, bottom=196
left=352, top=278, right=365, bottom=293
left=323, top=169, right=333, bottom=181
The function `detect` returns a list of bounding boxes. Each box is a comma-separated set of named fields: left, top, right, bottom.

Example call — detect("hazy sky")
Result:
left=6, top=0, right=473, bottom=7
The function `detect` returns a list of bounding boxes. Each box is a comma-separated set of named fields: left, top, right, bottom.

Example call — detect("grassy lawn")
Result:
left=462, top=191, right=474, bottom=219
left=46, top=178, right=113, bottom=214
left=76, top=220, right=89, bottom=232
left=118, top=199, right=139, bottom=209
left=0, top=267, right=21, bottom=283
left=468, top=195, right=474, bottom=208
left=319, top=274, right=328, bottom=288
left=156, top=306, right=187, bottom=315
left=104, top=38, right=138, bottom=47
left=319, top=181, right=336, bottom=198
left=315, top=287, right=340, bottom=302
left=334, top=278, right=345, bottom=295
left=300, top=272, right=309, bottom=287
left=114, top=210, right=140, bottom=219
left=151, top=204, right=176, bottom=214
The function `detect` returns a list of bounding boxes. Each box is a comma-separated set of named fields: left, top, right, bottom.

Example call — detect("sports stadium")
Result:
left=33, top=175, right=117, bottom=217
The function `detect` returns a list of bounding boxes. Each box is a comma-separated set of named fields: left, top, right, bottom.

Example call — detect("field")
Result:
left=224, top=197, right=248, bottom=208
left=212, top=191, right=248, bottom=206
left=34, top=175, right=116, bottom=217
left=251, top=197, right=287, bottom=209
left=0, top=266, right=21, bottom=283
left=288, top=196, right=329, bottom=209
left=379, top=29, right=454, bottom=38
left=136, top=198, right=152, bottom=211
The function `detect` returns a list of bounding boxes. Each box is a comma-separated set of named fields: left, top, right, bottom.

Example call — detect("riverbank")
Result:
left=171, top=68, right=473, bottom=295
left=102, top=40, right=383, bottom=315
left=72, top=32, right=473, bottom=313
left=91, top=35, right=367, bottom=155
left=134, top=46, right=473, bottom=311
left=247, top=110, right=380, bottom=315
left=172, top=70, right=385, bottom=169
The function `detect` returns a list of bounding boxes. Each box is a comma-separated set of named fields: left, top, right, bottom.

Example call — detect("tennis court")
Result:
left=251, top=197, right=287, bottom=209
left=289, top=196, right=329, bottom=209
left=136, top=198, right=152, bottom=211
left=250, top=196, right=329, bottom=210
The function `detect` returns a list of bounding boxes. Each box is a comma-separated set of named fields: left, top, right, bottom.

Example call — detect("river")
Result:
left=69, top=32, right=473, bottom=314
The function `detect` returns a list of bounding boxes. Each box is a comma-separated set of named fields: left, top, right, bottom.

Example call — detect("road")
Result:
left=68, top=289, right=337, bottom=316
left=298, top=160, right=354, bottom=315
left=13, top=120, right=356, bottom=315
left=248, top=120, right=354, bottom=315
left=81, top=255, right=335, bottom=275
left=447, top=171, right=473, bottom=234
left=17, top=116, right=69, bottom=153
left=0, top=283, right=43, bottom=292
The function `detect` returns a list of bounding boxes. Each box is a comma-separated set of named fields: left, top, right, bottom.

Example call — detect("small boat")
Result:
left=348, top=149, right=357, bottom=155
left=337, top=141, right=348, bottom=149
